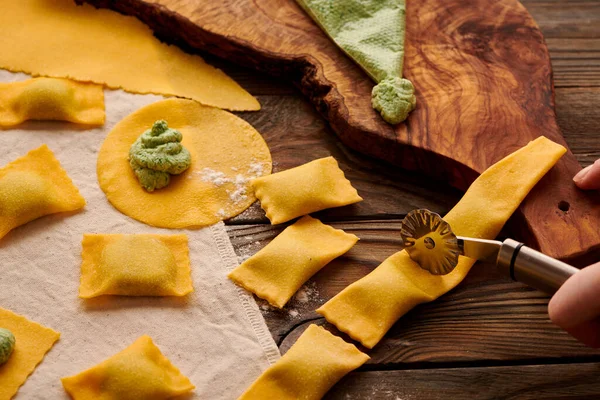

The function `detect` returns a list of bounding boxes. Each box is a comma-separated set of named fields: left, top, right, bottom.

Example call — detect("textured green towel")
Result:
left=296, top=0, right=416, bottom=124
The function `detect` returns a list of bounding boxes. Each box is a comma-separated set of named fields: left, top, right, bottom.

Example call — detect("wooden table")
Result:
left=217, top=1, right=600, bottom=397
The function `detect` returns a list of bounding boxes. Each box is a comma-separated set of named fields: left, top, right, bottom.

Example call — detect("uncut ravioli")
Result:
left=79, top=234, right=192, bottom=298
left=1, top=0, right=259, bottom=111
left=0, top=307, right=60, bottom=400
left=0, top=77, right=104, bottom=127
left=97, top=99, right=272, bottom=228
left=0, top=144, right=85, bottom=240
left=228, top=215, right=358, bottom=308
left=317, top=137, right=567, bottom=348
left=252, top=157, right=362, bottom=225
left=61, top=335, right=194, bottom=400
left=239, top=324, right=369, bottom=400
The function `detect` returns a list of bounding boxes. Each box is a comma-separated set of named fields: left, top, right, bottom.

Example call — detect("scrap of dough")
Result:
left=0, top=307, right=60, bottom=400
left=79, top=234, right=193, bottom=298
left=61, top=335, right=195, bottom=400
left=97, top=98, right=271, bottom=228
left=0, top=77, right=105, bottom=126
left=1, top=0, right=259, bottom=111
left=252, top=157, right=362, bottom=225
left=0, top=144, right=86, bottom=240
left=317, top=136, right=567, bottom=348
left=228, top=215, right=358, bottom=308
left=238, top=324, right=369, bottom=400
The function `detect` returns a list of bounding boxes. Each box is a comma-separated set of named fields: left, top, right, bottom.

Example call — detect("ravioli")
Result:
left=0, top=145, right=85, bottom=240
left=0, top=77, right=104, bottom=127
left=252, top=157, right=362, bottom=225
left=229, top=216, right=358, bottom=308
left=79, top=234, right=192, bottom=298
left=239, top=324, right=369, bottom=400
left=61, top=335, right=194, bottom=400
left=0, top=307, right=60, bottom=400
left=97, top=99, right=271, bottom=228
left=317, top=137, right=567, bottom=348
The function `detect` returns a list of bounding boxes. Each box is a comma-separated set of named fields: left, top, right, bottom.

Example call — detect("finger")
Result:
left=573, top=159, right=600, bottom=190
left=561, top=318, right=600, bottom=348
left=548, top=261, right=600, bottom=328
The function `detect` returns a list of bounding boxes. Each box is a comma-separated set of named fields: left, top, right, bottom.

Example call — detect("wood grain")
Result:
left=325, top=363, right=600, bottom=399
left=80, top=0, right=600, bottom=262
left=228, top=221, right=600, bottom=364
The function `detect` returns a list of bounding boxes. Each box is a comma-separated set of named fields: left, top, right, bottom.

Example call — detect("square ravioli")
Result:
left=0, top=307, right=60, bottom=400
left=79, top=233, right=193, bottom=298
left=61, top=335, right=194, bottom=400
left=238, top=324, right=369, bottom=400
left=0, top=77, right=105, bottom=126
left=228, top=215, right=358, bottom=308
left=0, top=144, right=85, bottom=240
left=251, top=157, right=362, bottom=224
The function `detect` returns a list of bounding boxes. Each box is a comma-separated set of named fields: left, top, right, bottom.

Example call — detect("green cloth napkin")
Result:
left=296, top=0, right=416, bottom=124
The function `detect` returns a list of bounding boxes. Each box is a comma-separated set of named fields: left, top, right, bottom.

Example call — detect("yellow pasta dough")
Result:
left=0, top=307, right=60, bottom=400
left=97, top=99, right=271, bottom=228
left=228, top=215, right=358, bottom=308
left=317, top=136, right=567, bottom=348
left=239, top=324, right=369, bottom=400
left=0, top=144, right=85, bottom=240
left=252, top=157, right=362, bottom=225
left=1, top=0, right=259, bottom=111
left=0, top=77, right=104, bottom=126
left=61, top=335, right=194, bottom=400
left=79, top=234, right=192, bottom=298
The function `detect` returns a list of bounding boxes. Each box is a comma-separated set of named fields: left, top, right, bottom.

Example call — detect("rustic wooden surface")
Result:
left=85, top=0, right=600, bottom=397
left=81, top=0, right=600, bottom=265
left=227, top=1, right=600, bottom=397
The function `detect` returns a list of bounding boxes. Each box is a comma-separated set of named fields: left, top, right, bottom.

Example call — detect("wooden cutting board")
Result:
left=83, top=0, right=600, bottom=263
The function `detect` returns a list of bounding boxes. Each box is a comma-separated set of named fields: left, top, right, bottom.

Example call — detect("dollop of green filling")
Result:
left=129, top=120, right=192, bottom=192
left=371, top=77, right=416, bottom=124
left=0, top=327, right=16, bottom=365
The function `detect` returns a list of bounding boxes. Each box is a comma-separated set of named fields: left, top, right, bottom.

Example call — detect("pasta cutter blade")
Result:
left=400, top=209, right=461, bottom=275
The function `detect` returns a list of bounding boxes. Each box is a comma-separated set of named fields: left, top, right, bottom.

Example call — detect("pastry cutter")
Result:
left=400, top=209, right=579, bottom=294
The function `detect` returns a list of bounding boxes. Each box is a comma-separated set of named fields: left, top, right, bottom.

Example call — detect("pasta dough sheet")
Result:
left=252, top=157, right=362, bottom=225
left=0, top=77, right=104, bottom=127
left=1, top=0, right=259, bottom=111
left=97, top=98, right=271, bottom=228
left=318, top=136, right=567, bottom=348
left=0, top=144, right=85, bottom=240
left=0, top=308, right=60, bottom=400
left=61, top=335, right=194, bottom=400
left=239, top=324, right=369, bottom=400
left=79, top=233, right=193, bottom=298
left=228, top=216, right=358, bottom=308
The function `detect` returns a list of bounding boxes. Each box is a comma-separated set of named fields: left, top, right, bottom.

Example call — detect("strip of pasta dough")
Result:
left=228, top=215, right=358, bottom=308
left=238, top=324, right=369, bottom=400
left=317, top=136, right=567, bottom=348
left=1, top=0, right=259, bottom=111
left=0, top=307, right=60, bottom=400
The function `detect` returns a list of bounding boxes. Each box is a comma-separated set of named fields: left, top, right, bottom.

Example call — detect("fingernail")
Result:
left=574, top=164, right=593, bottom=183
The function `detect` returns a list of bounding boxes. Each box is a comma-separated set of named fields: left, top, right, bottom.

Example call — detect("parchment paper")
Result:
left=0, top=70, right=280, bottom=399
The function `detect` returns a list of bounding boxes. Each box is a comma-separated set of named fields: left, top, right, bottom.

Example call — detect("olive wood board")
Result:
left=80, top=0, right=600, bottom=263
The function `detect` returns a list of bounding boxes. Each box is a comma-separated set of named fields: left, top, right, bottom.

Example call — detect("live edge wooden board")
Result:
left=81, top=0, right=600, bottom=263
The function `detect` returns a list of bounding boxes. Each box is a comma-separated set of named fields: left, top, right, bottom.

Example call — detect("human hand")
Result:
left=547, top=161, right=600, bottom=346
left=548, top=262, right=600, bottom=347
left=573, top=159, right=600, bottom=189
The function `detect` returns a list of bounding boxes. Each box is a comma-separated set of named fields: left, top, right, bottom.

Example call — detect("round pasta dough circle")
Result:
left=97, top=99, right=271, bottom=228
